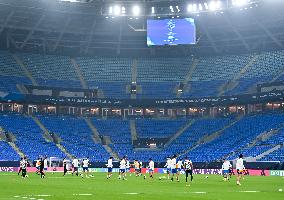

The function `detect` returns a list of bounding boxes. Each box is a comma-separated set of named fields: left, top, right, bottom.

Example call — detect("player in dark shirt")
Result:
left=39, top=158, right=45, bottom=178
left=63, top=158, right=68, bottom=176
left=18, top=157, right=23, bottom=175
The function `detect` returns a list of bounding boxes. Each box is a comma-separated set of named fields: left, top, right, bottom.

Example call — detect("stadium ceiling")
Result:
left=0, top=0, right=283, bottom=57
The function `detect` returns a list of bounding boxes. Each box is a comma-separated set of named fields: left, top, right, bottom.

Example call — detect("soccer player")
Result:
left=148, top=158, right=154, bottom=179
left=170, top=155, right=177, bottom=181
left=125, top=157, right=130, bottom=176
left=63, top=158, right=68, bottom=176
left=106, top=157, right=113, bottom=179
left=134, top=160, right=141, bottom=177
left=118, top=157, right=127, bottom=180
left=35, top=158, right=41, bottom=175
left=164, top=157, right=172, bottom=179
left=236, top=154, right=245, bottom=186
left=82, top=158, right=90, bottom=178
left=222, top=159, right=232, bottom=181
left=44, top=156, right=48, bottom=171
left=184, top=157, right=193, bottom=182
left=176, top=159, right=183, bottom=182
left=18, top=157, right=23, bottom=175
left=20, top=157, right=28, bottom=178
left=72, top=157, right=79, bottom=176
left=39, top=157, right=45, bottom=178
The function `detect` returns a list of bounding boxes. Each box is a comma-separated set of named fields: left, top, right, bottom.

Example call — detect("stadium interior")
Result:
left=0, top=0, right=283, bottom=169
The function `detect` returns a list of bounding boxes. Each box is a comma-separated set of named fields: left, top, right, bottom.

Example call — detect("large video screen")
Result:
left=147, top=18, right=196, bottom=46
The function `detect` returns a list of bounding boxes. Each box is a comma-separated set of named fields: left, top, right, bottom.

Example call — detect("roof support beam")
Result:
left=20, top=14, right=45, bottom=49
left=84, top=19, right=97, bottom=54
left=53, top=17, right=71, bottom=51
left=116, top=24, right=122, bottom=55
left=224, top=14, right=250, bottom=51
left=255, top=19, right=283, bottom=49
left=0, top=11, right=14, bottom=36
left=199, top=23, right=218, bottom=53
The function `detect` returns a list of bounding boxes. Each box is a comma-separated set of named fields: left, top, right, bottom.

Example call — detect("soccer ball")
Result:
left=159, top=177, right=162, bottom=180
left=205, top=176, right=209, bottom=179
left=25, top=175, right=29, bottom=178
left=144, top=175, right=146, bottom=179
left=279, top=189, right=283, bottom=192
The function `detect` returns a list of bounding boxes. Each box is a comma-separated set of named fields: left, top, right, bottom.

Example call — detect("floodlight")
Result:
left=132, top=5, right=140, bottom=16
left=151, top=7, right=155, bottom=14
left=232, top=0, right=249, bottom=7
left=114, top=5, right=121, bottom=15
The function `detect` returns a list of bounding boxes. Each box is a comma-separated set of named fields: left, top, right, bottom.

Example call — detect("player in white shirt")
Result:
left=133, top=160, right=141, bottom=177
left=170, top=155, right=178, bottom=181
left=222, top=159, right=231, bottom=179
left=222, top=159, right=232, bottom=181
left=81, top=158, right=90, bottom=178
left=164, top=157, right=172, bottom=179
left=72, top=157, right=79, bottom=176
left=147, top=158, right=154, bottom=179
left=44, top=157, right=48, bottom=171
left=176, top=159, right=183, bottom=182
left=236, top=154, right=245, bottom=185
left=106, top=157, right=113, bottom=179
left=119, top=157, right=127, bottom=180
left=20, top=157, right=28, bottom=178
left=125, top=158, right=130, bottom=176
left=184, top=157, right=193, bottom=183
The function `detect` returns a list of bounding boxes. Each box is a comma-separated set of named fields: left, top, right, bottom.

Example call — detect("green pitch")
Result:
left=0, top=172, right=283, bottom=200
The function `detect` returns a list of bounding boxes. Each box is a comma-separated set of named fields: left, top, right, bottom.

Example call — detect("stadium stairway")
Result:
left=8, top=142, right=25, bottom=159
left=218, top=55, right=259, bottom=96
left=131, top=59, right=137, bottom=99
left=130, top=120, right=138, bottom=143
left=254, top=145, right=282, bottom=161
left=84, top=118, right=119, bottom=160
left=177, top=58, right=199, bottom=97
left=31, top=115, right=73, bottom=159
left=70, top=58, right=88, bottom=89
left=84, top=118, right=102, bottom=143
left=179, top=116, right=242, bottom=158
left=30, top=115, right=53, bottom=142
left=4, top=132, right=26, bottom=159
left=224, top=128, right=280, bottom=160
left=164, top=119, right=195, bottom=148
left=12, top=54, right=38, bottom=86
left=270, top=70, right=284, bottom=83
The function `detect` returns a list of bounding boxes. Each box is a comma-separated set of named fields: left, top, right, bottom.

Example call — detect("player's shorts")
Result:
left=119, top=169, right=126, bottom=173
left=223, top=170, right=229, bottom=174
left=167, top=168, right=171, bottom=173
left=108, top=167, right=113, bottom=173
left=149, top=168, right=154, bottom=173
left=73, top=167, right=78, bottom=171
left=83, top=167, right=89, bottom=172
left=36, top=166, right=40, bottom=170
left=176, top=168, right=181, bottom=172
left=44, top=168, right=47, bottom=171
left=126, top=168, right=130, bottom=172
left=171, top=168, right=177, bottom=174
left=135, top=168, right=140, bottom=172
left=237, top=169, right=243, bottom=174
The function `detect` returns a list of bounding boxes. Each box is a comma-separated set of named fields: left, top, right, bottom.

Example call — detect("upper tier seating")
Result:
left=0, top=50, right=283, bottom=98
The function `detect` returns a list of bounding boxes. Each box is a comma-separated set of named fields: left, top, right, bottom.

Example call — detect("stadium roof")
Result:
left=0, top=0, right=283, bottom=57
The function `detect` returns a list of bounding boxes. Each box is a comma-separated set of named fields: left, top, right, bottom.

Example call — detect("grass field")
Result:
left=0, top=172, right=283, bottom=200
